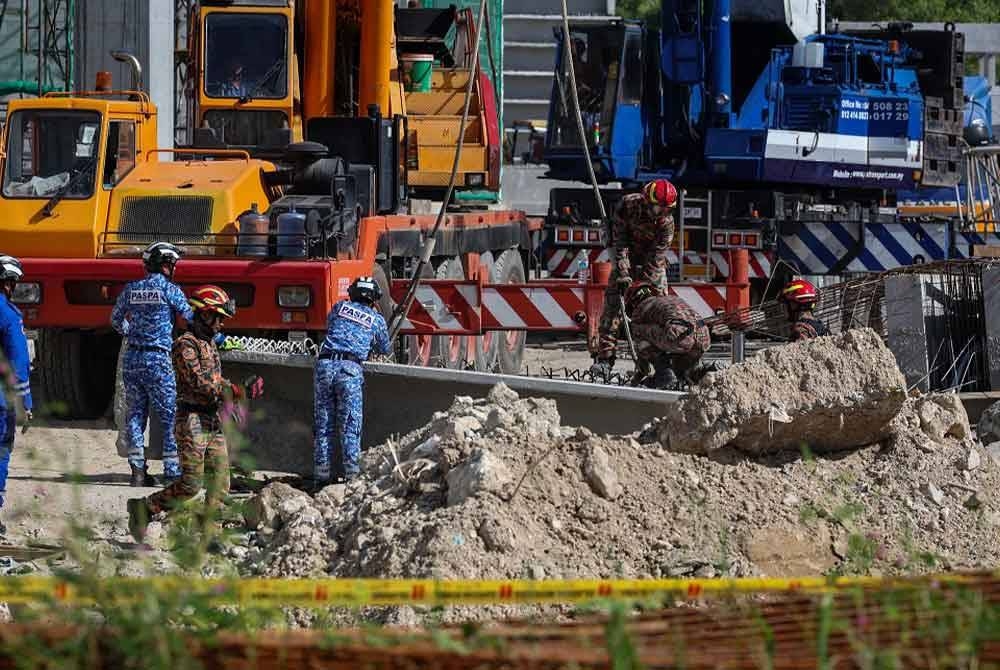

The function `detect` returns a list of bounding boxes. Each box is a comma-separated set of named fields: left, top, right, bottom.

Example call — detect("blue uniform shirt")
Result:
left=0, top=294, right=32, bottom=411
left=111, top=273, right=194, bottom=351
left=320, top=300, right=391, bottom=361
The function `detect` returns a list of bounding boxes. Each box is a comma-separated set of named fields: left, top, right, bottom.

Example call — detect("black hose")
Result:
left=388, top=0, right=489, bottom=341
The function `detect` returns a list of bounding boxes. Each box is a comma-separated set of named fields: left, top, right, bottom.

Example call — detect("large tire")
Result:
left=493, top=249, right=527, bottom=375
left=405, top=262, right=435, bottom=366
left=431, top=256, right=468, bottom=370
left=471, top=251, right=498, bottom=372
left=372, top=265, right=398, bottom=363
left=372, top=264, right=395, bottom=323
left=34, top=329, right=119, bottom=419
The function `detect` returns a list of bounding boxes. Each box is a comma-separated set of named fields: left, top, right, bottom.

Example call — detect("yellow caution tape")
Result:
left=0, top=572, right=990, bottom=608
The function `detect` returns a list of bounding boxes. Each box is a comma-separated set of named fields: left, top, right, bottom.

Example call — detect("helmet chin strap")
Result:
left=192, top=312, right=216, bottom=340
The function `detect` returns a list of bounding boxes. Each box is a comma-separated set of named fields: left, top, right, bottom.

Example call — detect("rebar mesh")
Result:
left=703, top=258, right=1000, bottom=392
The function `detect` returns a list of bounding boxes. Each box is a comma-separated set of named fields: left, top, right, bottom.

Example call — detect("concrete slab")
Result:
left=218, top=353, right=680, bottom=475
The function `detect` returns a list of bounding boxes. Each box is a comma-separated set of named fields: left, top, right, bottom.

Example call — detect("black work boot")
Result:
left=588, top=357, right=615, bottom=380
left=127, top=498, right=150, bottom=543
left=651, top=366, right=680, bottom=390
left=130, top=464, right=157, bottom=487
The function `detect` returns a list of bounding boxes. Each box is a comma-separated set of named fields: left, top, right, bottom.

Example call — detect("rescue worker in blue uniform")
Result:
left=0, top=255, right=32, bottom=533
left=314, top=276, right=390, bottom=485
left=111, top=242, right=194, bottom=487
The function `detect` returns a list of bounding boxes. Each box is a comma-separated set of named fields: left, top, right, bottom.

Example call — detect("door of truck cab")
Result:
left=544, top=22, right=645, bottom=183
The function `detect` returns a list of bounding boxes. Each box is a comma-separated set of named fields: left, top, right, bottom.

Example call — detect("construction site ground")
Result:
left=6, top=330, right=1000, bottom=623
left=0, top=337, right=641, bottom=573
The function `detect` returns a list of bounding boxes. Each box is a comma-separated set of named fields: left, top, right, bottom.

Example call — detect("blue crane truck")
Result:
left=539, top=1, right=999, bottom=291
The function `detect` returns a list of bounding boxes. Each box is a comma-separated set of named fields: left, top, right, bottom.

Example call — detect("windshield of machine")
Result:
left=549, top=30, right=621, bottom=150
left=2, top=110, right=101, bottom=199
left=205, top=13, right=288, bottom=100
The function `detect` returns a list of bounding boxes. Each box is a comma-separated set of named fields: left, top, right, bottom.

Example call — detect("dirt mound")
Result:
left=656, top=329, right=908, bottom=455
left=244, top=374, right=1000, bottom=585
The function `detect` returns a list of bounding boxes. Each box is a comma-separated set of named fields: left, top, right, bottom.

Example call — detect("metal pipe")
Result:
left=37, top=0, right=44, bottom=96
left=111, top=50, right=143, bottom=91
left=359, top=0, right=393, bottom=116
left=66, top=0, right=73, bottom=90
left=731, top=330, right=745, bottom=364
left=303, top=0, right=336, bottom=121
left=0, top=79, right=60, bottom=95
left=710, top=0, right=732, bottom=125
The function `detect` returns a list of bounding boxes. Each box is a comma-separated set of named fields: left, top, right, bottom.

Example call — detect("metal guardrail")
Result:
left=97, top=231, right=316, bottom=259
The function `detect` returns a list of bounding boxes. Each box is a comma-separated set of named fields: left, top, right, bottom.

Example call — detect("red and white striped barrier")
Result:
left=391, top=281, right=482, bottom=335
left=391, top=279, right=732, bottom=334
left=669, top=285, right=727, bottom=319
left=710, top=250, right=773, bottom=280
left=482, top=285, right=587, bottom=330
left=545, top=248, right=609, bottom=277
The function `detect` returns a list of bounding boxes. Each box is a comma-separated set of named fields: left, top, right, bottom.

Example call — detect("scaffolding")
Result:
left=0, top=0, right=73, bottom=109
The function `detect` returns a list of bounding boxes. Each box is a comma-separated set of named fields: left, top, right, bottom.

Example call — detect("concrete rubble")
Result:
left=978, top=400, right=1000, bottom=445
left=239, top=333, right=1000, bottom=622
left=655, top=329, right=908, bottom=455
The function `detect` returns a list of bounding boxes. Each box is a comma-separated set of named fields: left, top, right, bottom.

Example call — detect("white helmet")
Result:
left=0, top=254, right=23, bottom=282
left=142, top=241, right=183, bottom=273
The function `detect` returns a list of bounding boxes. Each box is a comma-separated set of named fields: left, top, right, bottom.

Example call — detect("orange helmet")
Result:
left=642, top=179, right=678, bottom=208
left=779, top=279, right=819, bottom=307
left=189, top=285, right=236, bottom=318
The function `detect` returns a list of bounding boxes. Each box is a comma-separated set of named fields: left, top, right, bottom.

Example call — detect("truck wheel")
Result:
left=35, top=329, right=118, bottom=419
left=373, top=265, right=395, bottom=323
left=372, top=265, right=398, bottom=363
left=493, top=249, right=526, bottom=375
left=431, top=256, right=468, bottom=369
left=405, top=262, right=435, bottom=366
left=471, top=251, right=498, bottom=372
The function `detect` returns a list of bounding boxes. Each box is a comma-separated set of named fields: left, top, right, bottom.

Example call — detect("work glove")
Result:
left=21, top=409, right=32, bottom=434
left=616, top=275, right=632, bottom=293
left=217, top=336, right=244, bottom=352
left=242, top=375, right=264, bottom=400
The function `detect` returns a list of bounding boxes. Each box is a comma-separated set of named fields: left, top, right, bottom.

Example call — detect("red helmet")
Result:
left=642, top=179, right=678, bottom=208
left=779, top=279, right=819, bottom=307
left=189, top=285, right=236, bottom=318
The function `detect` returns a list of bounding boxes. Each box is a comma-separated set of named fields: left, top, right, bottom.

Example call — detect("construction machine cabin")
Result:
left=538, top=1, right=1000, bottom=295
left=0, top=0, right=527, bottom=419
left=186, top=0, right=501, bottom=195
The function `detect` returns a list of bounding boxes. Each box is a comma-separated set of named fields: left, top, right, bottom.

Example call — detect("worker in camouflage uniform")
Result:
left=127, top=286, right=262, bottom=543
left=112, top=241, right=193, bottom=487
left=591, top=179, right=677, bottom=377
left=314, top=276, right=391, bottom=486
left=0, top=255, right=32, bottom=534
left=779, top=279, right=830, bottom=341
left=625, top=282, right=711, bottom=389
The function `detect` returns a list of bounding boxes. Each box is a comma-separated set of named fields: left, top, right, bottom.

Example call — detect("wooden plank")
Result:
left=972, top=244, right=1000, bottom=258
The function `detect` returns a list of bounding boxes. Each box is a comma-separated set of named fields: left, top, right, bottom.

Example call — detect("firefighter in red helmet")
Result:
left=624, top=282, right=711, bottom=389
left=779, top=279, right=830, bottom=341
left=590, top=179, right=678, bottom=377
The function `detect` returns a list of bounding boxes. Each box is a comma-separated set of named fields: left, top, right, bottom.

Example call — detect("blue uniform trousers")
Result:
left=123, top=348, right=180, bottom=476
left=313, top=359, right=364, bottom=481
left=0, top=404, right=14, bottom=509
